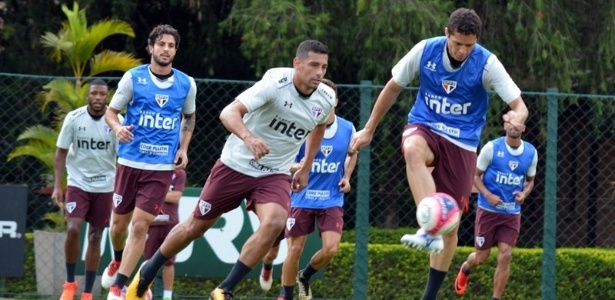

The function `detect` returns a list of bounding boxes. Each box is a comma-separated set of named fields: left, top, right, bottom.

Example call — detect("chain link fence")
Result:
left=1, top=73, right=615, bottom=299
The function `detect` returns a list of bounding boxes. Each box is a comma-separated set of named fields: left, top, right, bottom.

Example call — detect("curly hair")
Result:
left=447, top=8, right=482, bottom=37
left=147, top=24, right=181, bottom=49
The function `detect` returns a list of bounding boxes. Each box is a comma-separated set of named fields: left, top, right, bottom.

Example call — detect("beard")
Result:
left=153, top=54, right=173, bottom=67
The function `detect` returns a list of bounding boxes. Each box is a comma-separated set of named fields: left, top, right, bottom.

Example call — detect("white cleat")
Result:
left=101, top=260, right=121, bottom=289
left=400, top=228, right=444, bottom=254
left=259, top=265, right=273, bottom=291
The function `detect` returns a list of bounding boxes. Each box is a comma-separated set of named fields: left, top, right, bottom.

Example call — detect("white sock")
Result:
left=163, top=290, right=173, bottom=299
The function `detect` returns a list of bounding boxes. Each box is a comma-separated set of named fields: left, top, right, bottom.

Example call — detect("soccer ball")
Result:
left=416, top=192, right=461, bottom=235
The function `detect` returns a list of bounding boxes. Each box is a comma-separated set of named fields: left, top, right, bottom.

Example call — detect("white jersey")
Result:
left=220, top=67, right=335, bottom=177
left=56, top=106, right=122, bottom=192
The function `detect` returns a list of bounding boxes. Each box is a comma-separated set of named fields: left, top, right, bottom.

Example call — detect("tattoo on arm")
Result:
left=182, top=113, right=195, bottom=132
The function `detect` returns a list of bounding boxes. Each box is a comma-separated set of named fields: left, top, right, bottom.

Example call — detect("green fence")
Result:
left=1, top=73, right=615, bottom=299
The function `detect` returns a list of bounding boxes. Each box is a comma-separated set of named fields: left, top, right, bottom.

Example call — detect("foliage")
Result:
left=7, top=236, right=615, bottom=299
left=6, top=2, right=140, bottom=177
left=219, top=0, right=329, bottom=78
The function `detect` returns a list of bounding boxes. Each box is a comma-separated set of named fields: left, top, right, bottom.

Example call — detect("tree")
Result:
left=7, top=2, right=141, bottom=182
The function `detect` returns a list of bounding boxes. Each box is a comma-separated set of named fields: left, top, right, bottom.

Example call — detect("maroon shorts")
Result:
left=113, top=165, right=173, bottom=215
left=193, top=160, right=292, bottom=220
left=474, top=207, right=521, bottom=250
left=286, top=207, right=344, bottom=237
left=401, top=124, right=477, bottom=212
left=144, top=224, right=176, bottom=265
left=64, top=186, right=112, bottom=228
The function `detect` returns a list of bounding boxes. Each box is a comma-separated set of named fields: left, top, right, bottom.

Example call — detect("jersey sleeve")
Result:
left=527, top=148, right=538, bottom=177
left=109, top=72, right=134, bottom=110
left=476, top=141, right=494, bottom=171
left=236, top=78, right=276, bottom=112
left=182, top=77, right=197, bottom=114
left=56, top=111, right=75, bottom=149
left=482, top=55, right=522, bottom=103
left=391, top=39, right=426, bottom=87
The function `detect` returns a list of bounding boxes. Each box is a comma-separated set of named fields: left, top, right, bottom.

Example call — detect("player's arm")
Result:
left=175, top=78, right=197, bottom=169
left=484, top=55, right=528, bottom=126
left=515, top=149, right=538, bottom=204
left=220, top=99, right=270, bottom=161
left=339, top=150, right=358, bottom=193
left=473, top=142, right=503, bottom=206
left=106, top=72, right=134, bottom=143
left=51, top=147, right=69, bottom=208
left=165, top=190, right=182, bottom=204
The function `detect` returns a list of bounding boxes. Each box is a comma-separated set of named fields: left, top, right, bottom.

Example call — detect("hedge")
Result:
left=4, top=233, right=615, bottom=299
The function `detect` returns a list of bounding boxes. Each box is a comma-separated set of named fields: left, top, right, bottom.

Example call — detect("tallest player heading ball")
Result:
left=416, top=192, right=461, bottom=235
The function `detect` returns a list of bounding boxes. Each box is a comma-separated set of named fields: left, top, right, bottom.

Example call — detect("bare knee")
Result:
left=259, top=217, right=286, bottom=238
left=497, top=248, right=512, bottom=266
left=130, top=220, right=150, bottom=239
left=321, top=244, right=339, bottom=259
left=475, top=251, right=490, bottom=265
left=87, top=229, right=103, bottom=245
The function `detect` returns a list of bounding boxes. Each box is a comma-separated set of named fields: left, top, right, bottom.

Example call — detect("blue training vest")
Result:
left=478, top=137, right=536, bottom=214
left=408, top=36, right=491, bottom=148
left=118, top=65, right=191, bottom=165
left=292, top=117, right=354, bottom=209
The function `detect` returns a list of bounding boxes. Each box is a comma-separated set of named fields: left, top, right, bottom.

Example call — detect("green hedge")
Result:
left=5, top=234, right=615, bottom=299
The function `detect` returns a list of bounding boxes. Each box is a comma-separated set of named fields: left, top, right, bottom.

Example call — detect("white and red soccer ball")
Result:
left=416, top=192, right=461, bottom=235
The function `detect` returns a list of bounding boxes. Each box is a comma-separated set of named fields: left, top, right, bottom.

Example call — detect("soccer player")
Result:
left=143, top=168, right=186, bottom=300
left=350, top=8, right=529, bottom=300
left=454, top=112, right=537, bottom=300
left=102, top=24, right=196, bottom=300
left=52, top=79, right=120, bottom=300
left=127, top=39, right=334, bottom=300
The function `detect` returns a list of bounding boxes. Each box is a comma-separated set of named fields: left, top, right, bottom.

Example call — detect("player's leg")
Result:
left=260, top=231, right=284, bottom=291
left=282, top=208, right=316, bottom=300
left=493, top=242, right=513, bottom=299
left=298, top=207, right=344, bottom=281
left=401, top=125, right=436, bottom=203
left=162, top=259, right=176, bottom=300
left=60, top=187, right=88, bottom=300
left=283, top=235, right=309, bottom=300
left=103, top=165, right=138, bottom=290
left=492, top=213, right=520, bottom=299
left=422, top=139, right=476, bottom=300
left=82, top=191, right=111, bottom=297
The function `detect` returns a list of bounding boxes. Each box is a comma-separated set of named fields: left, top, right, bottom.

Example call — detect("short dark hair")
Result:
left=88, top=79, right=108, bottom=91
left=320, top=78, right=337, bottom=98
left=147, top=24, right=181, bottom=49
left=296, top=40, right=329, bottom=59
left=447, top=8, right=482, bottom=37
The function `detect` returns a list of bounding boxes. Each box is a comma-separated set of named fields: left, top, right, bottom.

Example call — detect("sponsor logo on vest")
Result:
left=139, top=112, right=179, bottom=130
left=495, top=171, right=523, bottom=185
left=311, top=159, right=340, bottom=173
left=424, top=94, right=471, bottom=115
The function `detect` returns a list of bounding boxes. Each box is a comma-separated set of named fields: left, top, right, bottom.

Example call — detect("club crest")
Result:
left=476, top=236, right=485, bottom=247
left=441, top=80, right=457, bottom=94
left=286, top=218, right=296, bottom=231
left=198, top=199, right=212, bottom=215
left=113, top=193, right=123, bottom=207
left=509, top=161, right=519, bottom=171
left=320, top=145, right=333, bottom=157
left=155, top=94, right=169, bottom=108
left=65, top=202, right=76, bottom=214
left=311, top=106, right=323, bottom=119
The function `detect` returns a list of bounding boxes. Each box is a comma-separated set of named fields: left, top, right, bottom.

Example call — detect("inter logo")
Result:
left=155, top=94, right=169, bottom=107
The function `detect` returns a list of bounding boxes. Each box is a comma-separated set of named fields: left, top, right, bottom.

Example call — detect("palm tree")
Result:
left=7, top=2, right=141, bottom=184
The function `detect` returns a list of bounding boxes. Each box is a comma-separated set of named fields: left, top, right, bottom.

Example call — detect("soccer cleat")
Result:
left=454, top=263, right=470, bottom=295
left=210, top=287, right=233, bottom=300
left=400, top=228, right=444, bottom=254
left=59, top=281, right=78, bottom=300
left=126, top=262, right=154, bottom=300
left=80, top=292, right=93, bottom=300
left=259, top=264, right=273, bottom=291
left=102, top=260, right=121, bottom=289
left=107, top=284, right=126, bottom=300
left=296, top=271, right=312, bottom=300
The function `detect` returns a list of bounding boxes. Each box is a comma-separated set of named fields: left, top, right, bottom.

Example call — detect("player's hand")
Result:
left=486, top=193, right=504, bottom=207
left=244, top=136, right=270, bottom=161
left=115, top=124, right=134, bottom=143
left=174, top=150, right=188, bottom=169
left=51, top=187, right=64, bottom=208
left=292, top=167, right=309, bottom=192
left=513, top=191, right=526, bottom=204
left=338, top=178, right=351, bottom=193
left=289, top=157, right=306, bottom=173
left=350, top=129, right=374, bottom=153
left=503, top=111, right=526, bottom=131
